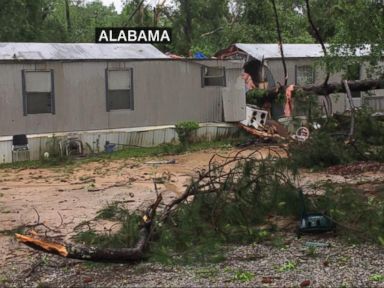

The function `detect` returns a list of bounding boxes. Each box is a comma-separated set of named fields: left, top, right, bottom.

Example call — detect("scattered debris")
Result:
left=304, top=241, right=331, bottom=248
left=145, top=159, right=176, bottom=165
left=300, top=280, right=311, bottom=287
left=327, top=161, right=384, bottom=175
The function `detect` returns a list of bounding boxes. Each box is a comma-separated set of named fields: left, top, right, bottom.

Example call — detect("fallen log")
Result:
left=16, top=194, right=163, bottom=262
left=16, top=227, right=148, bottom=261
left=260, top=79, right=384, bottom=98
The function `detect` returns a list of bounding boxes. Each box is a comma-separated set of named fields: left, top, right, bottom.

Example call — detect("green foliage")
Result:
left=289, top=109, right=384, bottom=169
left=96, top=202, right=131, bottom=221
left=311, top=183, right=384, bottom=244
left=41, top=134, right=70, bottom=165
left=175, top=121, right=200, bottom=148
left=277, top=260, right=297, bottom=272
left=0, top=0, right=383, bottom=63
left=74, top=203, right=141, bottom=249
left=151, top=158, right=300, bottom=264
left=370, top=274, right=384, bottom=282
left=305, top=246, right=317, bottom=257
left=289, top=131, right=353, bottom=169
left=233, top=270, right=254, bottom=282
left=246, top=89, right=270, bottom=107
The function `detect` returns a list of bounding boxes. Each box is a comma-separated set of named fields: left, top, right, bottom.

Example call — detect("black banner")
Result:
left=95, top=27, right=172, bottom=44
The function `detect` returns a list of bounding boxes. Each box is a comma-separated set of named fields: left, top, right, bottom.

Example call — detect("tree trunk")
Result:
left=64, top=0, right=71, bottom=33
left=261, top=79, right=384, bottom=98
left=16, top=227, right=148, bottom=261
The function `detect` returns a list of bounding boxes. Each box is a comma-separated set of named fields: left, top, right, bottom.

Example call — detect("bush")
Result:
left=175, top=121, right=199, bottom=147
left=289, top=108, right=384, bottom=169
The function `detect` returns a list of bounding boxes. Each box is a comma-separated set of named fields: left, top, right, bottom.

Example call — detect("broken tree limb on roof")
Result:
left=255, top=79, right=384, bottom=99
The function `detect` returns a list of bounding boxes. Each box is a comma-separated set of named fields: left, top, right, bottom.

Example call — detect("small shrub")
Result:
left=41, top=134, right=69, bottom=164
left=370, top=274, right=384, bottom=282
left=278, top=261, right=297, bottom=272
left=175, top=121, right=199, bottom=147
left=233, top=270, right=254, bottom=282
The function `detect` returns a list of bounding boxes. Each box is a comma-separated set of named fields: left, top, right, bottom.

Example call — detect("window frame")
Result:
left=294, top=65, right=315, bottom=86
left=105, top=68, right=134, bottom=112
left=201, top=66, right=226, bottom=87
left=21, top=69, right=55, bottom=116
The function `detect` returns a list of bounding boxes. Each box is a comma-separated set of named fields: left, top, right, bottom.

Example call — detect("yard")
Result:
left=1, top=145, right=384, bottom=287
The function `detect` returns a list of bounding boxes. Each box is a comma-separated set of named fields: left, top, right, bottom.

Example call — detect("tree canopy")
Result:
left=0, top=0, right=383, bottom=62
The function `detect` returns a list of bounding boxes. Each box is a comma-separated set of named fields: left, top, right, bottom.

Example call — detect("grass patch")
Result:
left=0, top=140, right=233, bottom=170
left=277, top=261, right=297, bottom=272
left=370, top=274, right=384, bottom=282
left=195, top=267, right=220, bottom=279
left=233, top=270, right=254, bottom=282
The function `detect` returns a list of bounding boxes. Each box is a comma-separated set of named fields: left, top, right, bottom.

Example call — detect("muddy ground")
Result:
left=0, top=146, right=384, bottom=287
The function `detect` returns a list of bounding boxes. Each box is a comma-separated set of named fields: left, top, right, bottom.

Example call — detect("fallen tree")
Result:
left=16, top=194, right=163, bottom=262
left=16, top=147, right=294, bottom=262
left=253, top=79, right=384, bottom=100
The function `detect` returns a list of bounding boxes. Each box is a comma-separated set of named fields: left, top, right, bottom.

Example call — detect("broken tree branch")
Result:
left=127, top=0, right=145, bottom=23
left=257, top=79, right=384, bottom=98
left=200, top=27, right=224, bottom=37
left=16, top=147, right=290, bottom=262
left=16, top=194, right=163, bottom=262
left=343, top=80, right=356, bottom=141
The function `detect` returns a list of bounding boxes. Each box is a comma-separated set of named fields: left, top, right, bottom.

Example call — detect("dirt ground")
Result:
left=1, top=147, right=275, bottom=270
left=1, top=146, right=384, bottom=286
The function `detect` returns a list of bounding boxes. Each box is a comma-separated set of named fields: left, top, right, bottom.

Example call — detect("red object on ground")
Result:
left=300, top=280, right=311, bottom=287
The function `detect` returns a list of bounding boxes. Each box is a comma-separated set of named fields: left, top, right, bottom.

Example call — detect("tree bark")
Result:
left=305, top=0, right=329, bottom=86
left=64, top=0, right=71, bottom=33
left=260, top=79, right=384, bottom=98
left=271, top=0, right=287, bottom=86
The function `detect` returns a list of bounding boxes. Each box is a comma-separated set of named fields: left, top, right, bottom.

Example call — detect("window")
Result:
left=22, top=70, right=55, bottom=115
left=106, top=69, right=133, bottom=111
left=295, top=65, right=315, bottom=86
left=201, top=66, right=226, bottom=87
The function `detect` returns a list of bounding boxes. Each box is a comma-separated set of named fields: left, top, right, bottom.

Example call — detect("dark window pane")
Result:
left=202, top=66, right=226, bottom=87
left=204, top=77, right=225, bottom=86
left=27, top=92, right=52, bottom=114
left=205, top=67, right=224, bottom=77
left=108, top=89, right=132, bottom=110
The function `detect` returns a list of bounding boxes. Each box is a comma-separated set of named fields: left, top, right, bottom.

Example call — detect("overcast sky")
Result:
left=98, top=0, right=124, bottom=12
left=95, top=0, right=161, bottom=13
